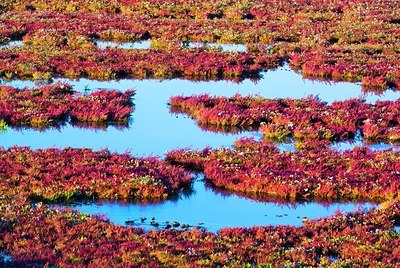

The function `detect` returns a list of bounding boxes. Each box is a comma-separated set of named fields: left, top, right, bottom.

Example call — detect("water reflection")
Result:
left=64, top=175, right=375, bottom=233
left=273, top=139, right=398, bottom=153
left=3, top=65, right=399, bottom=104
left=332, top=140, right=399, bottom=151
left=1, top=66, right=399, bottom=156
left=0, top=251, right=12, bottom=265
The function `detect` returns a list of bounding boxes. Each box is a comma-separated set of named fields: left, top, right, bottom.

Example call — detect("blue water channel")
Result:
left=1, top=64, right=399, bottom=155
left=1, top=55, right=397, bottom=231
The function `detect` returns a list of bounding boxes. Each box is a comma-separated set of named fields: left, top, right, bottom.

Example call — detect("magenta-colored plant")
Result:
left=0, top=83, right=135, bottom=128
left=170, top=94, right=400, bottom=142
left=166, top=138, right=400, bottom=202
left=0, top=147, right=192, bottom=202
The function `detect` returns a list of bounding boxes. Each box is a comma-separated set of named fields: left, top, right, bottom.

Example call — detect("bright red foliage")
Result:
left=0, top=83, right=135, bottom=128
left=1, top=0, right=400, bottom=266
left=170, top=94, right=400, bottom=142
left=0, top=146, right=192, bottom=202
left=167, top=138, right=400, bottom=202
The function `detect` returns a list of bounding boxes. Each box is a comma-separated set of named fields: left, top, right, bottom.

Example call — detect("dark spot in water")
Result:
left=125, top=220, right=135, bottom=225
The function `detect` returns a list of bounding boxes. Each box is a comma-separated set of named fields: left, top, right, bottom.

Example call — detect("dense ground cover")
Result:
left=0, top=197, right=399, bottom=267
left=0, top=147, right=192, bottom=202
left=0, top=83, right=135, bottom=128
left=1, top=0, right=400, bottom=88
left=1, top=0, right=399, bottom=266
left=166, top=138, right=400, bottom=202
left=170, top=94, right=400, bottom=142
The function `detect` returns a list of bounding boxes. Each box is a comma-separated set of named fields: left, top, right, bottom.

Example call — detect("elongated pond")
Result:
left=63, top=175, right=375, bottom=233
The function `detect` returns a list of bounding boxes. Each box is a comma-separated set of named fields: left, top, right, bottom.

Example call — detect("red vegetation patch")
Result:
left=1, top=0, right=399, bottom=88
left=0, top=83, right=135, bottom=128
left=0, top=147, right=192, bottom=202
left=0, top=44, right=283, bottom=80
left=289, top=44, right=400, bottom=92
left=166, top=138, right=400, bottom=202
left=170, top=94, right=400, bottom=142
left=0, top=198, right=399, bottom=267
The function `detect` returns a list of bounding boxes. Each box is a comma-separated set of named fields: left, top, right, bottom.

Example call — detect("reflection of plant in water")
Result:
left=83, top=85, right=91, bottom=95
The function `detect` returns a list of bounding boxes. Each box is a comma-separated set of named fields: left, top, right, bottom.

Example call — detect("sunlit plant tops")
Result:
left=1, top=0, right=400, bottom=266
left=0, top=146, right=192, bottom=202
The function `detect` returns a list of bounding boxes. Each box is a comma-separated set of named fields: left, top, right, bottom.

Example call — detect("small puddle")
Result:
left=96, top=40, right=151, bottom=50
left=332, top=140, right=399, bottom=151
left=187, top=42, right=247, bottom=52
left=0, top=41, right=23, bottom=49
left=265, top=133, right=399, bottom=152
left=62, top=175, right=375, bottom=233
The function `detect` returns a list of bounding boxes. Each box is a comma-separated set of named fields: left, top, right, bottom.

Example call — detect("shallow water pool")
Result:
left=64, top=175, right=375, bottom=233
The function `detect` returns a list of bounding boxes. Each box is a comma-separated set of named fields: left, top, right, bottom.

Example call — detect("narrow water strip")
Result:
left=95, top=40, right=248, bottom=52
left=96, top=40, right=151, bottom=50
